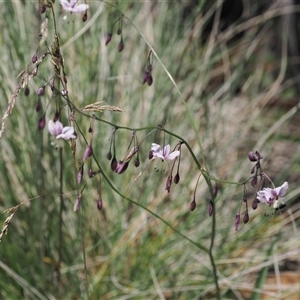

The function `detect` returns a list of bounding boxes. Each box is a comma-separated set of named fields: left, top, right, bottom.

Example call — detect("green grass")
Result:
left=0, top=1, right=300, bottom=299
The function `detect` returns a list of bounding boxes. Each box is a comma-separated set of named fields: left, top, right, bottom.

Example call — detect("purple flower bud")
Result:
left=208, top=200, right=213, bottom=217
left=115, top=161, right=129, bottom=174
left=107, top=151, right=112, bottom=160
left=111, top=156, right=117, bottom=171
left=77, top=166, right=84, bottom=184
left=235, top=213, right=240, bottom=231
left=118, top=39, right=124, bottom=52
left=252, top=199, right=258, bottom=210
left=97, top=198, right=103, bottom=211
left=53, top=111, right=60, bottom=122
left=83, top=144, right=93, bottom=162
left=146, top=73, right=153, bottom=86
left=148, top=150, right=153, bottom=159
left=248, top=151, right=258, bottom=162
left=37, top=86, right=45, bottom=96
left=190, top=199, right=196, bottom=212
left=88, top=126, right=93, bottom=133
left=35, top=98, right=42, bottom=112
left=63, top=75, right=67, bottom=84
left=87, top=168, right=93, bottom=178
left=134, top=157, right=140, bottom=167
left=74, top=194, right=82, bottom=212
left=174, top=173, right=180, bottom=184
left=250, top=165, right=256, bottom=174
left=105, top=33, right=112, bottom=46
left=251, top=176, right=257, bottom=187
left=32, top=53, right=38, bottom=64
left=165, top=175, right=172, bottom=193
left=24, top=86, right=30, bottom=96
left=117, top=28, right=122, bottom=35
left=243, top=212, right=249, bottom=224
left=82, top=12, right=88, bottom=22
left=40, top=5, right=46, bottom=14
left=38, top=115, right=46, bottom=130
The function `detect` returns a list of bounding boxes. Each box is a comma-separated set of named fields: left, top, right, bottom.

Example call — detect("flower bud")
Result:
left=148, top=150, right=153, bottom=159
left=234, top=213, right=240, bottom=231
left=115, top=161, right=129, bottom=174
left=32, top=53, right=38, bottom=64
left=248, top=151, right=258, bottom=162
left=31, top=66, right=38, bottom=77
left=35, top=98, right=42, bottom=112
left=40, top=5, right=46, bottom=14
left=53, top=111, right=60, bottom=122
left=107, top=151, right=112, bottom=160
left=37, top=86, right=45, bottom=96
left=38, top=115, right=46, bottom=130
left=88, top=168, right=94, bottom=178
left=174, top=173, right=180, bottom=184
left=118, top=39, right=124, bottom=52
left=111, top=156, right=117, bottom=171
left=146, top=73, right=153, bottom=86
left=190, top=199, right=196, bottom=211
left=134, top=157, right=140, bottom=167
left=97, top=198, right=103, bottom=211
left=243, top=212, right=249, bottom=224
left=251, top=176, right=257, bottom=187
left=82, top=12, right=88, bottom=22
left=252, top=199, right=258, bottom=210
left=24, top=86, right=30, bottom=96
left=105, top=33, right=112, bottom=46
left=117, top=28, right=121, bottom=35
left=208, top=200, right=213, bottom=217
left=83, top=144, right=93, bottom=162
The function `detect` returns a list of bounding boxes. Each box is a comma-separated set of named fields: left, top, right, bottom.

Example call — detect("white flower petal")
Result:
left=56, top=126, right=76, bottom=140
left=73, top=4, right=89, bottom=12
left=276, top=181, right=289, bottom=197
left=166, top=150, right=180, bottom=161
left=48, top=120, right=63, bottom=136
left=151, top=143, right=161, bottom=152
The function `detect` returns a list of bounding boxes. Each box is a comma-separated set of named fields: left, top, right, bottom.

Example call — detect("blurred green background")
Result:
left=0, top=1, right=300, bottom=299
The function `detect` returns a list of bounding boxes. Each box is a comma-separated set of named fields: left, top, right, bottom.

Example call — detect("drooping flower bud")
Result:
left=118, top=39, right=124, bottom=52
left=38, top=115, right=46, bottom=130
left=105, top=33, right=112, bottom=46
left=251, top=176, right=257, bottom=187
left=97, top=198, right=103, bottom=211
left=111, top=156, right=117, bottom=171
left=88, top=168, right=94, bottom=178
left=32, top=53, right=38, bottom=64
left=174, top=173, right=180, bottom=184
left=134, top=157, right=140, bottom=167
left=234, top=213, right=240, bottom=231
left=148, top=150, right=154, bottom=159
left=190, top=198, right=196, bottom=211
left=213, top=185, right=218, bottom=198
left=252, top=199, right=258, bottom=210
left=35, top=98, right=42, bottom=112
left=82, top=11, right=88, bottom=22
left=243, top=212, right=249, bottom=224
left=107, top=151, right=112, bottom=160
left=37, top=86, right=45, bottom=96
left=83, top=144, right=93, bottom=162
left=53, top=111, right=60, bottom=122
left=117, top=28, right=121, bottom=35
left=24, top=86, right=30, bottom=96
left=40, top=5, right=46, bottom=14
left=208, top=200, right=213, bottom=217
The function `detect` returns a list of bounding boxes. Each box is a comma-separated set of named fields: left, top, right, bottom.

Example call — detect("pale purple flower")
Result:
left=150, top=143, right=180, bottom=161
left=256, top=182, right=289, bottom=207
left=48, top=120, right=76, bottom=140
left=60, top=0, right=89, bottom=13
